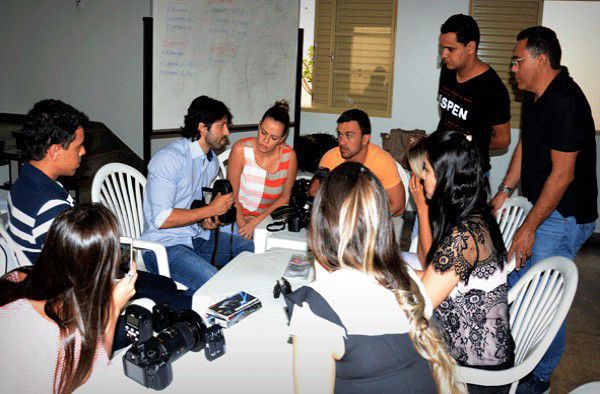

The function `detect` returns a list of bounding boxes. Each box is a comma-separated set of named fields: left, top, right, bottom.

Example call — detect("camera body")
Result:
left=269, top=205, right=311, bottom=232
left=287, top=208, right=310, bottom=232
left=191, top=179, right=236, bottom=225
left=123, top=303, right=225, bottom=390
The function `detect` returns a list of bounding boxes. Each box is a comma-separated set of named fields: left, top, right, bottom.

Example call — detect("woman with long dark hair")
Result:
left=0, top=203, right=137, bottom=393
left=290, top=162, right=465, bottom=393
left=227, top=100, right=298, bottom=239
left=409, top=130, right=514, bottom=378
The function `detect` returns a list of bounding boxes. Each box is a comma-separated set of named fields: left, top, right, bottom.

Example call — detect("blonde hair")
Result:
left=309, top=162, right=466, bottom=394
left=408, top=140, right=427, bottom=178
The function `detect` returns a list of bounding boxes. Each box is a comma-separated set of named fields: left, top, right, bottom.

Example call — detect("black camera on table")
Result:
left=191, top=179, right=236, bottom=225
left=287, top=208, right=310, bottom=232
left=122, top=303, right=225, bottom=390
left=269, top=206, right=311, bottom=232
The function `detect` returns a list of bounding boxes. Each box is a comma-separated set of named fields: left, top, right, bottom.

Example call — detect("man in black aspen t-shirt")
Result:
left=437, top=14, right=511, bottom=173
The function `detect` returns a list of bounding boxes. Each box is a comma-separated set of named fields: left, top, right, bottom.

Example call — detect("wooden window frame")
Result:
left=304, top=0, right=398, bottom=118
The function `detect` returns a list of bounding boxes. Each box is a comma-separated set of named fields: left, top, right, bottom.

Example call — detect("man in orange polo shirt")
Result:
left=309, top=109, right=405, bottom=216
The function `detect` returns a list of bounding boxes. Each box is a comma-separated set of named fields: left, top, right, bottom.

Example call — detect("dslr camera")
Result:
left=122, top=303, right=225, bottom=390
left=191, top=179, right=236, bottom=225
left=269, top=205, right=311, bottom=232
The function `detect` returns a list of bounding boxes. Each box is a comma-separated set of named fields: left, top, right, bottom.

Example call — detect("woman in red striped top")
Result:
left=228, top=100, right=298, bottom=239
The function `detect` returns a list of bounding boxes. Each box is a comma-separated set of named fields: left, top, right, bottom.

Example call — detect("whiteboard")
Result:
left=153, top=0, right=299, bottom=129
left=543, top=1, right=600, bottom=129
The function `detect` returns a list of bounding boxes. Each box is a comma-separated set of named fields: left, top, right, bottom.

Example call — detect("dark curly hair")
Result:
left=181, top=95, right=232, bottom=140
left=22, top=99, right=89, bottom=161
left=423, top=130, right=505, bottom=266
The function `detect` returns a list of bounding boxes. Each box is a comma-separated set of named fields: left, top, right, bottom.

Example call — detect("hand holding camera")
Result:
left=209, top=192, right=233, bottom=217
left=190, top=179, right=237, bottom=226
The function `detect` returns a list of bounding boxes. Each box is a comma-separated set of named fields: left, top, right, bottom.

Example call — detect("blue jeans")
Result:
left=144, top=229, right=254, bottom=295
left=508, top=210, right=594, bottom=381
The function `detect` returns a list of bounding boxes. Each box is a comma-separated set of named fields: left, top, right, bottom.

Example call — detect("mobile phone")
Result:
left=118, top=237, right=133, bottom=279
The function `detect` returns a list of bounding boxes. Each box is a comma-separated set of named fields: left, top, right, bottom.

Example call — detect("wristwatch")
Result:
left=497, top=183, right=514, bottom=196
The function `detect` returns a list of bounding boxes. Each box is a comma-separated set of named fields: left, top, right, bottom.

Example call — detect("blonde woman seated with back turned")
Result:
left=408, top=130, right=514, bottom=393
left=288, top=162, right=465, bottom=394
left=227, top=100, right=298, bottom=239
left=0, top=204, right=137, bottom=394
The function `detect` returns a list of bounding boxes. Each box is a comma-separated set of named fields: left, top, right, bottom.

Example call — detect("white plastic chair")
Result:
left=408, top=196, right=533, bottom=259
left=91, top=163, right=171, bottom=278
left=457, top=256, right=579, bottom=393
left=496, top=196, right=532, bottom=252
left=217, top=148, right=231, bottom=180
left=0, top=223, right=32, bottom=274
left=392, top=162, right=410, bottom=244
left=0, top=209, right=32, bottom=271
left=496, top=196, right=532, bottom=272
left=209, top=148, right=232, bottom=190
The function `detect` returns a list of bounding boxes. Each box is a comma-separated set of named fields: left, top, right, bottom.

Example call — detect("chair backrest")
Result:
left=217, top=148, right=231, bottom=180
left=408, top=195, right=532, bottom=255
left=396, top=162, right=410, bottom=210
left=91, top=163, right=146, bottom=238
left=508, top=256, right=578, bottom=366
left=496, top=196, right=532, bottom=251
left=455, top=256, right=578, bottom=387
left=0, top=222, right=32, bottom=271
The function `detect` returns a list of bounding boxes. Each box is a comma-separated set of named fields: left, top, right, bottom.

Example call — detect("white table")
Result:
left=85, top=250, right=306, bottom=393
left=253, top=217, right=308, bottom=253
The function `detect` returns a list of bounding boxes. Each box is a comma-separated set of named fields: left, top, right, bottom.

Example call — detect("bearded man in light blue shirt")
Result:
left=142, top=96, right=254, bottom=294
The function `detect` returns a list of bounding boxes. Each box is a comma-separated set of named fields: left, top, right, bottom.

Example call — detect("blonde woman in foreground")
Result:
left=288, top=162, right=465, bottom=393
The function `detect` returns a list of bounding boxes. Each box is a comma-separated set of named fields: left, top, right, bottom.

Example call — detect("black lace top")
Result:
left=431, top=217, right=514, bottom=368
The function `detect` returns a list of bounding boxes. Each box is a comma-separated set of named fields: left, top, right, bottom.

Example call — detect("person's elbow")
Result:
left=554, top=167, right=575, bottom=187
left=153, top=208, right=173, bottom=229
left=491, top=124, right=511, bottom=150
left=388, top=188, right=405, bottom=216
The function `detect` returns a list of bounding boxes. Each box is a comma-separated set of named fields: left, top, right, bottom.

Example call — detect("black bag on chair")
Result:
left=294, top=133, right=338, bottom=173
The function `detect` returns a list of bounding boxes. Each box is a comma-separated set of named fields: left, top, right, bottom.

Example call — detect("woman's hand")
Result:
left=112, top=261, right=138, bottom=314
left=239, top=217, right=260, bottom=239
left=409, top=174, right=427, bottom=211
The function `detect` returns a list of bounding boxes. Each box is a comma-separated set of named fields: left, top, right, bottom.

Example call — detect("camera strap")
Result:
left=209, top=222, right=235, bottom=267
left=210, top=227, right=220, bottom=267
left=266, top=220, right=287, bottom=232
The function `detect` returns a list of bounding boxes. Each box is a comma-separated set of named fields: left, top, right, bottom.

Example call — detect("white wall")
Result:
left=0, top=0, right=151, bottom=156
left=543, top=1, right=600, bottom=129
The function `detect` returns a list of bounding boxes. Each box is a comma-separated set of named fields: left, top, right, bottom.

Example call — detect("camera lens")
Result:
left=153, top=317, right=206, bottom=364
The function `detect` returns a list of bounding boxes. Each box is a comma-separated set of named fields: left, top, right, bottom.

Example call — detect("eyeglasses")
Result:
left=511, top=57, right=525, bottom=67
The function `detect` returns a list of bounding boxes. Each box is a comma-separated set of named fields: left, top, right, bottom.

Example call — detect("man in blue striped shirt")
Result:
left=7, top=100, right=192, bottom=350
left=7, top=100, right=87, bottom=261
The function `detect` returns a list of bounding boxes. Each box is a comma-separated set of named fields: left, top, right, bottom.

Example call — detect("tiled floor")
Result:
left=400, top=214, right=600, bottom=393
